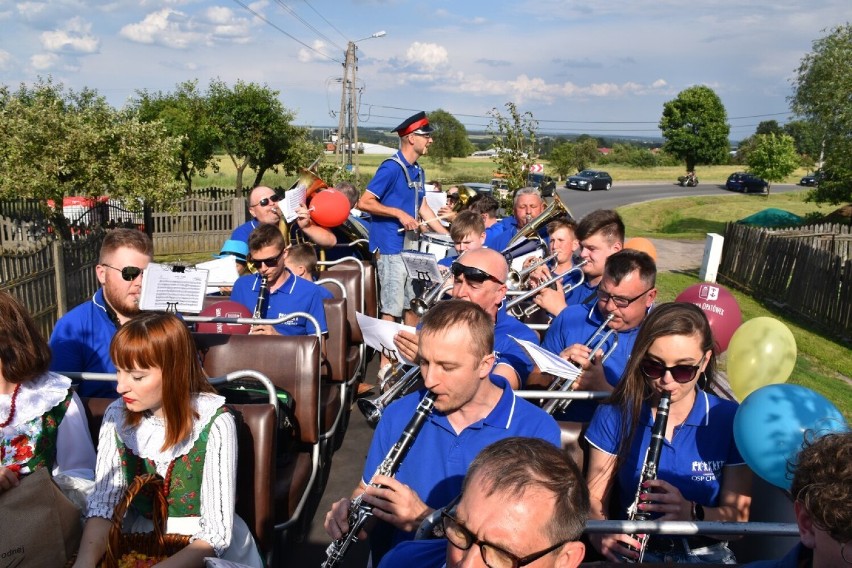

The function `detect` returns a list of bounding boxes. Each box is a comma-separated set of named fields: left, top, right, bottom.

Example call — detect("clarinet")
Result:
left=253, top=275, right=269, bottom=319
left=624, top=391, right=671, bottom=562
left=322, top=392, right=437, bottom=568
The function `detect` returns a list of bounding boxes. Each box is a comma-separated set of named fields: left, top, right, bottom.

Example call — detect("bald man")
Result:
left=395, top=248, right=538, bottom=389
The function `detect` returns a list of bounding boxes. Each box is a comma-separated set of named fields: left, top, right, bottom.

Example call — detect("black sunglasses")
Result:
left=251, top=194, right=282, bottom=208
left=102, top=263, right=144, bottom=282
left=640, top=357, right=705, bottom=384
left=597, top=287, right=653, bottom=308
left=250, top=251, right=283, bottom=268
left=447, top=193, right=460, bottom=201
left=451, top=262, right=501, bottom=284
left=441, top=510, right=569, bottom=568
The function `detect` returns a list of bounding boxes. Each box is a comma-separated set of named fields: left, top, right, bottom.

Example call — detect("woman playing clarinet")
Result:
left=585, top=302, right=752, bottom=563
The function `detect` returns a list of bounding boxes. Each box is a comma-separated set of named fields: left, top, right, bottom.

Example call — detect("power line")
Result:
left=270, top=0, right=345, bottom=53
left=229, top=0, right=342, bottom=64
left=302, top=0, right=349, bottom=44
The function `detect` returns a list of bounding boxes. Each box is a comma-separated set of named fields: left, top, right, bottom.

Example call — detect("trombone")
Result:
left=505, top=260, right=588, bottom=318
left=541, top=314, right=618, bottom=415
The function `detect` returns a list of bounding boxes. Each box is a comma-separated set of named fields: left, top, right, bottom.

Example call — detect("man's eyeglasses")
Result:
left=251, top=194, right=282, bottom=208
left=412, top=132, right=433, bottom=139
left=451, top=262, right=501, bottom=285
left=251, top=251, right=283, bottom=268
left=441, top=510, right=569, bottom=568
left=596, top=287, right=653, bottom=308
left=102, top=264, right=144, bottom=282
left=447, top=193, right=460, bottom=202
left=640, top=356, right=705, bottom=384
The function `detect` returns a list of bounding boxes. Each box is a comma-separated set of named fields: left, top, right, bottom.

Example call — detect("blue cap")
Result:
left=215, top=239, right=249, bottom=262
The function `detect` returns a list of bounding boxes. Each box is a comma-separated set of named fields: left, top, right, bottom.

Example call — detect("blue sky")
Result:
left=1, top=0, right=849, bottom=140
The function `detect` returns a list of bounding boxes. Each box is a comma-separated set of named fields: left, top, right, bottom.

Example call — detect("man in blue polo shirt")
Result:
left=532, top=249, right=656, bottom=421
left=357, top=111, right=448, bottom=373
left=230, top=224, right=327, bottom=337
left=488, top=187, right=547, bottom=252
left=49, top=228, right=154, bottom=398
left=323, top=300, right=560, bottom=565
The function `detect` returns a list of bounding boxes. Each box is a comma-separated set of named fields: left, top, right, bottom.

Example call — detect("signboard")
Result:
left=529, top=163, right=544, bottom=173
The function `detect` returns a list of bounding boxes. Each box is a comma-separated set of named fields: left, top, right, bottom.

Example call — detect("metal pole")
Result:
left=352, top=44, right=360, bottom=183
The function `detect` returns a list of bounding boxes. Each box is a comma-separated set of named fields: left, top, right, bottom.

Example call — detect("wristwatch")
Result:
left=691, top=501, right=705, bottom=521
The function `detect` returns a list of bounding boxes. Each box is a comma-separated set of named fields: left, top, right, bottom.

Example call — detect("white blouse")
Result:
left=86, top=393, right=238, bottom=558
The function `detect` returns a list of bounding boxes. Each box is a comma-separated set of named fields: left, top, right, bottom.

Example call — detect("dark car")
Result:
left=725, top=172, right=769, bottom=193
left=799, top=172, right=821, bottom=187
left=566, top=170, right=613, bottom=191
left=526, top=173, right=557, bottom=197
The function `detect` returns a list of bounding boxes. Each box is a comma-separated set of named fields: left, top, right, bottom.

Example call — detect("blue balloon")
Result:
left=734, top=384, right=848, bottom=490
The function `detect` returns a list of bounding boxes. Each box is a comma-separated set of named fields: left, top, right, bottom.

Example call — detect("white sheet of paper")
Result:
left=139, top=263, right=208, bottom=313
left=511, top=336, right=582, bottom=380
left=280, top=185, right=306, bottom=223
left=197, top=256, right=241, bottom=294
left=423, top=192, right=449, bottom=227
left=356, top=312, right=418, bottom=366
left=400, top=250, right=443, bottom=283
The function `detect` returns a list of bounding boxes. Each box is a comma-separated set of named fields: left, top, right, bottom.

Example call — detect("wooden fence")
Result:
left=151, top=197, right=243, bottom=255
left=719, top=222, right=852, bottom=341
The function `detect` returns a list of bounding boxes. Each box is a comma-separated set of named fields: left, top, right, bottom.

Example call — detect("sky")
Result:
left=1, top=0, right=849, bottom=141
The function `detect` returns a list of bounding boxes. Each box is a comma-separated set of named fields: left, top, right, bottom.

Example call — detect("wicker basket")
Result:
left=100, top=473, right=191, bottom=568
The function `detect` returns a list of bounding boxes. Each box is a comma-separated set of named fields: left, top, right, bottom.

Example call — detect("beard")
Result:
left=103, top=283, right=142, bottom=320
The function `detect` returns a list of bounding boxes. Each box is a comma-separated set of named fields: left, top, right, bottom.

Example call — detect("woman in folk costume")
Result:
left=74, top=312, right=262, bottom=567
left=0, top=290, right=95, bottom=492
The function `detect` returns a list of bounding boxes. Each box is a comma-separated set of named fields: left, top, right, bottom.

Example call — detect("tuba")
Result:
left=279, top=167, right=330, bottom=247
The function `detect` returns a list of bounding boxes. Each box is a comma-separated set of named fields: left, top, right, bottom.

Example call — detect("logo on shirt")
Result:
left=691, top=460, right=724, bottom=482
left=276, top=311, right=297, bottom=326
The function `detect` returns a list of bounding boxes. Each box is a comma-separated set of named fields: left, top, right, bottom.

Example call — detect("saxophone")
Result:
left=252, top=275, right=269, bottom=320
left=624, top=391, right=671, bottom=562
left=322, top=392, right=437, bottom=568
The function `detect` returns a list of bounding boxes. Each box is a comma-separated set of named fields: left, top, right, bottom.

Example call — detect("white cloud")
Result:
left=16, top=2, right=48, bottom=20
left=298, top=40, right=331, bottom=63
left=30, top=52, right=59, bottom=70
left=405, top=42, right=448, bottom=71
left=120, top=8, right=200, bottom=49
left=40, top=17, right=100, bottom=53
left=0, top=50, right=12, bottom=70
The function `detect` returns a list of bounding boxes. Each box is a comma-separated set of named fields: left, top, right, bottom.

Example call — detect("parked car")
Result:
left=799, top=172, right=821, bottom=187
left=526, top=173, right=557, bottom=197
left=566, top=170, right=613, bottom=191
left=725, top=172, right=769, bottom=193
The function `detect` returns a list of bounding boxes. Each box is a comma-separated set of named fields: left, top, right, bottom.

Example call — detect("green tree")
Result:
left=426, top=108, right=474, bottom=165
left=132, top=80, right=219, bottom=192
left=783, top=119, right=823, bottom=164
left=755, top=120, right=783, bottom=136
left=207, top=79, right=318, bottom=196
left=746, top=133, right=800, bottom=196
left=0, top=78, right=182, bottom=229
left=548, top=142, right=574, bottom=179
left=572, top=138, right=600, bottom=172
left=790, top=24, right=852, bottom=204
left=487, top=102, right=538, bottom=191
left=659, top=85, right=730, bottom=172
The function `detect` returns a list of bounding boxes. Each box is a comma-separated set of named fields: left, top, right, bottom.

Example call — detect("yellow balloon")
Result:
left=726, top=317, right=797, bottom=401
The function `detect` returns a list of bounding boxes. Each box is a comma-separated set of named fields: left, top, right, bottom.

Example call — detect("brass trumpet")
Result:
left=357, top=365, right=424, bottom=427
left=507, top=252, right=559, bottom=289
left=505, top=260, right=588, bottom=318
left=541, top=313, right=618, bottom=415
left=410, top=273, right=454, bottom=317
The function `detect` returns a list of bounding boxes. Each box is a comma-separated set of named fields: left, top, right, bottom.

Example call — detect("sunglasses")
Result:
left=447, top=193, right=460, bottom=201
left=251, top=194, right=282, bottom=208
left=639, top=357, right=705, bottom=383
left=451, top=262, right=501, bottom=284
left=597, top=287, right=653, bottom=308
left=442, top=510, right=569, bottom=568
left=102, top=263, right=144, bottom=282
left=250, top=251, right=283, bottom=268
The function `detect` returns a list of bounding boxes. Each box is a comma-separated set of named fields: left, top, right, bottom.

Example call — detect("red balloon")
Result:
left=675, top=283, right=743, bottom=353
left=310, top=189, right=351, bottom=228
left=197, top=300, right=252, bottom=335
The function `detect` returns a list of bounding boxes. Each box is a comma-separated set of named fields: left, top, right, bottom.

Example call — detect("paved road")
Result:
left=557, top=182, right=805, bottom=218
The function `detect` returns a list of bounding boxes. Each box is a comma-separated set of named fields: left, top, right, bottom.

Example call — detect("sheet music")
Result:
left=139, top=263, right=208, bottom=313
left=196, top=256, right=241, bottom=294
left=510, top=336, right=582, bottom=380
left=423, top=192, right=450, bottom=227
left=280, top=185, right=306, bottom=223
left=400, top=250, right=443, bottom=283
left=355, top=312, right=418, bottom=366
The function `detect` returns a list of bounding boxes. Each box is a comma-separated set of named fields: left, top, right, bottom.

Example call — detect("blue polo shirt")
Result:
left=49, top=288, right=120, bottom=398
left=489, top=218, right=549, bottom=253
left=585, top=390, right=745, bottom=514
left=363, top=376, right=561, bottom=561
left=229, top=219, right=260, bottom=245
left=366, top=152, right=426, bottom=255
left=564, top=278, right=599, bottom=307
left=231, top=272, right=328, bottom=335
left=377, top=539, right=447, bottom=568
left=494, top=307, right=538, bottom=387
left=541, top=303, right=641, bottom=421
left=483, top=222, right=505, bottom=249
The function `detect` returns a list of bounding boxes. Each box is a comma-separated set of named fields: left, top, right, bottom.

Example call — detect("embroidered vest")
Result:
left=1, top=390, right=72, bottom=475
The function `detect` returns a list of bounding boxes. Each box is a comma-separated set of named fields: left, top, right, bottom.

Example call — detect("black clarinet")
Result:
left=253, top=275, right=269, bottom=319
left=625, top=391, right=671, bottom=562
left=322, top=392, right=437, bottom=568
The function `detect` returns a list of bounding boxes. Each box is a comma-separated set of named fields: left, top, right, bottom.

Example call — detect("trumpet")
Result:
left=410, top=273, right=454, bottom=317
left=505, top=260, right=588, bottom=317
left=541, top=313, right=618, bottom=415
left=357, top=365, right=424, bottom=427
left=507, top=252, right=559, bottom=289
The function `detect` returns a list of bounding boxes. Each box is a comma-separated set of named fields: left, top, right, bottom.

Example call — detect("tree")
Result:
left=746, top=133, right=800, bottom=196
left=548, top=142, right=574, bottom=179
left=790, top=24, right=852, bottom=204
left=755, top=120, right=783, bottom=136
left=132, top=80, right=219, bottom=192
left=487, top=102, right=538, bottom=191
left=783, top=119, right=823, bottom=164
left=571, top=138, right=600, bottom=171
left=0, top=78, right=182, bottom=229
left=426, top=108, right=474, bottom=165
left=659, top=85, right=730, bottom=172
left=207, top=79, right=318, bottom=196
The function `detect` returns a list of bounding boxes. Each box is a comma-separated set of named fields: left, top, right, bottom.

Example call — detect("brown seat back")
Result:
left=329, top=260, right=378, bottom=319
left=322, top=297, right=349, bottom=384
left=324, top=268, right=365, bottom=343
left=558, top=421, right=590, bottom=476
left=228, top=403, right=276, bottom=561
left=194, top=333, right=321, bottom=444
